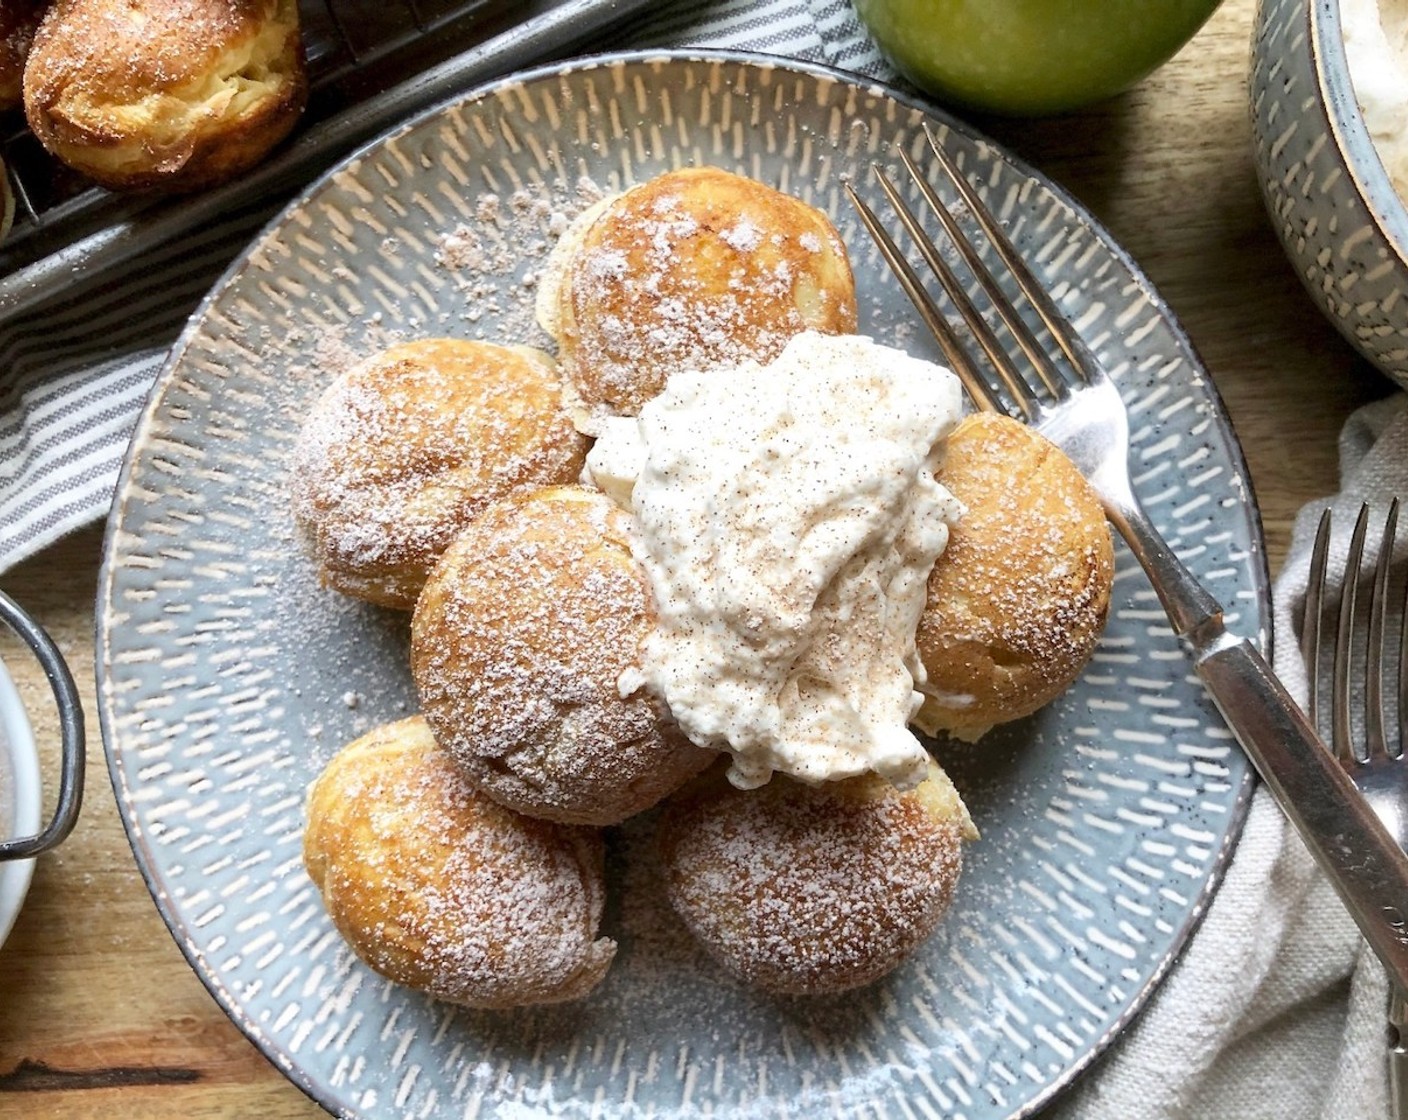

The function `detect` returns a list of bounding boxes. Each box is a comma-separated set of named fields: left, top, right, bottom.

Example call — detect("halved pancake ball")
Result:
left=915, top=413, right=1114, bottom=740
left=658, top=761, right=977, bottom=995
left=290, top=338, right=589, bottom=611
left=302, top=716, right=616, bottom=1009
left=411, top=486, right=716, bottom=826
left=537, top=166, right=858, bottom=429
left=23, top=0, right=307, bottom=192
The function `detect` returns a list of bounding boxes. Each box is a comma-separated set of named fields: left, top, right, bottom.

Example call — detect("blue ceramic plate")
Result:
left=99, top=52, right=1263, bottom=1120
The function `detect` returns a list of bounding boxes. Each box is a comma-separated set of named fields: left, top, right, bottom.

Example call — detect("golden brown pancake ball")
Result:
left=915, top=413, right=1114, bottom=740
left=658, top=761, right=977, bottom=995
left=0, top=0, right=46, bottom=111
left=411, top=486, right=716, bottom=826
left=23, top=0, right=307, bottom=191
left=302, top=716, right=616, bottom=1008
left=290, top=338, right=590, bottom=611
left=538, top=166, right=858, bottom=428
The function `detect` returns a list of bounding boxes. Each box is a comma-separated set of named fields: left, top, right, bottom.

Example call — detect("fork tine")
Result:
left=891, top=148, right=1051, bottom=412
left=1303, top=506, right=1333, bottom=729
left=922, top=123, right=1100, bottom=389
left=906, top=135, right=1066, bottom=401
left=856, top=169, right=1039, bottom=421
left=862, top=170, right=1007, bottom=413
left=1397, top=506, right=1408, bottom=759
left=843, top=182, right=1002, bottom=414
left=1333, top=504, right=1372, bottom=764
left=872, top=159, right=1041, bottom=420
left=1367, top=498, right=1399, bottom=760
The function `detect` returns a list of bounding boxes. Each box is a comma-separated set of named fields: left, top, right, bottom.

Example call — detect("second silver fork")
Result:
left=1303, top=500, right=1408, bottom=1112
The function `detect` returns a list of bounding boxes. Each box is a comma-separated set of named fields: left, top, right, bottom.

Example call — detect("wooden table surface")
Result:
left=0, top=1, right=1394, bottom=1116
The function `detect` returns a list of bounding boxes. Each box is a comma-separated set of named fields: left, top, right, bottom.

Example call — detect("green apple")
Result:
left=853, top=0, right=1224, bottom=116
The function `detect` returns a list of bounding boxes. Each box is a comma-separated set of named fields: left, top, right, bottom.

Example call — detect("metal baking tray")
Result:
left=0, top=0, right=655, bottom=324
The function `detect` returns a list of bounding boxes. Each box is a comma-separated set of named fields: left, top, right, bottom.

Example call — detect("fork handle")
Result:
left=1392, top=989, right=1408, bottom=1120
left=1193, top=628, right=1408, bottom=992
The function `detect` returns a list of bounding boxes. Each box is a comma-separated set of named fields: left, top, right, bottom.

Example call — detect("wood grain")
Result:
left=0, top=0, right=1394, bottom=1115
left=0, top=523, right=323, bottom=1120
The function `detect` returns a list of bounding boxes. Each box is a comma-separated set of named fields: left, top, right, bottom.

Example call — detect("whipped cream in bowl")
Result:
left=1341, top=0, right=1408, bottom=202
left=587, top=331, right=966, bottom=790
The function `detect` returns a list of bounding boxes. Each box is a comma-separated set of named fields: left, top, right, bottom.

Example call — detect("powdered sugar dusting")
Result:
left=915, top=414, right=1114, bottom=738
left=305, top=719, right=615, bottom=1008
left=658, top=772, right=966, bottom=994
left=23, top=0, right=305, bottom=190
left=426, top=179, right=609, bottom=347
left=549, top=166, right=858, bottom=426
left=288, top=340, right=588, bottom=608
left=720, top=216, right=763, bottom=252
left=411, top=488, right=714, bottom=826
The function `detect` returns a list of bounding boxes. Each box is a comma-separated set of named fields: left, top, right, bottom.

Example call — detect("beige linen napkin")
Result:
left=1051, top=392, right=1408, bottom=1120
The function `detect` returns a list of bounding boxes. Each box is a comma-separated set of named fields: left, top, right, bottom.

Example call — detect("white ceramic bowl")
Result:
left=0, top=653, right=40, bottom=951
left=1251, top=0, right=1408, bottom=389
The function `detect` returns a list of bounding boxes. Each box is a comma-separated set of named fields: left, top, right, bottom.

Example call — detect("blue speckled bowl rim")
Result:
left=97, top=48, right=1266, bottom=1120
left=1312, top=0, right=1408, bottom=265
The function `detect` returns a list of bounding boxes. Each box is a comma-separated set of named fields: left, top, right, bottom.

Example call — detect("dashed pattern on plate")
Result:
left=99, top=55, right=1264, bottom=1120
left=1251, top=0, right=1408, bottom=389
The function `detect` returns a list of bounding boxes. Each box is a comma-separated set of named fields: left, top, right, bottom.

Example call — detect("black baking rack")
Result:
left=0, top=0, right=655, bottom=322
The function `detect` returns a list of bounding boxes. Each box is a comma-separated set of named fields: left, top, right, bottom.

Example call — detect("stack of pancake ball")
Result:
left=293, top=166, right=1116, bottom=1009
left=2, top=0, right=306, bottom=196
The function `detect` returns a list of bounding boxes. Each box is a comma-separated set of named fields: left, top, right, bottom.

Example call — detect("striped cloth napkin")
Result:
left=0, top=1, right=1391, bottom=1117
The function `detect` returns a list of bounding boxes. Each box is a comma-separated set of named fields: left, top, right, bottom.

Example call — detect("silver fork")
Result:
left=848, top=123, right=1408, bottom=994
left=1303, top=500, right=1408, bottom=1112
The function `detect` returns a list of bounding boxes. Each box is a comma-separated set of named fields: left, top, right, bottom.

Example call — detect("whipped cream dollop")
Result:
left=1342, top=0, right=1408, bottom=200
left=586, top=331, right=965, bottom=790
